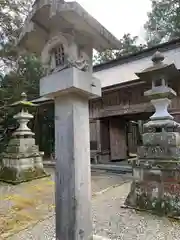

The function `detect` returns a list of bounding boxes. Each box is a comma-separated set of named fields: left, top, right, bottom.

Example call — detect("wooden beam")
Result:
left=102, top=80, right=146, bottom=93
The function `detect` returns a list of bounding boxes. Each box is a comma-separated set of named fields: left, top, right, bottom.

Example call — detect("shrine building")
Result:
left=32, top=38, right=180, bottom=164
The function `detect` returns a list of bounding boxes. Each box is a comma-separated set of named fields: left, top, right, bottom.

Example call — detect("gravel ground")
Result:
left=0, top=169, right=130, bottom=239
left=8, top=181, right=180, bottom=240
left=92, top=183, right=180, bottom=240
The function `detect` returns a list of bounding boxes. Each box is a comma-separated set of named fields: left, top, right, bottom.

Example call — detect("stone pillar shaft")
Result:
left=54, top=93, right=92, bottom=240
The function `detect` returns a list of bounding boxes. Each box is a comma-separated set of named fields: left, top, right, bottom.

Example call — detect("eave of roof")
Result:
left=93, top=38, right=180, bottom=72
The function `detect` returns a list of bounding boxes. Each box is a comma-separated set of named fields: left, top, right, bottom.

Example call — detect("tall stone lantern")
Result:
left=0, top=92, right=48, bottom=184
left=125, top=51, right=180, bottom=218
left=17, top=1, right=120, bottom=239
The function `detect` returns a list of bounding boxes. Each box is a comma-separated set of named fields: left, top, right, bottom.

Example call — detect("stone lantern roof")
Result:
left=17, top=0, right=121, bottom=54
left=135, top=51, right=180, bottom=82
left=10, top=92, right=38, bottom=107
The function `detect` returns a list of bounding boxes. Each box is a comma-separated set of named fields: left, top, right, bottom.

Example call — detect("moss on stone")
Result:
left=126, top=181, right=180, bottom=218
left=0, top=167, right=50, bottom=185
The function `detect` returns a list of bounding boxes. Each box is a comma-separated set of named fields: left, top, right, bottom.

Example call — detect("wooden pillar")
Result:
left=89, top=120, right=101, bottom=163
left=96, top=120, right=101, bottom=152
left=100, top=119, right=110, bottom=152
left=89, top=119, right=101, bottom=151
left=109, top=117, right=127, bottom=161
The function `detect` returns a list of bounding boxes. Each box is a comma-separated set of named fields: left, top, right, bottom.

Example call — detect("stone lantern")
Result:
left=0, top=92, right=48, bottom=184
left=17, top=1, right=120, bottom=239
left=125, top=51, right=180, bottom=217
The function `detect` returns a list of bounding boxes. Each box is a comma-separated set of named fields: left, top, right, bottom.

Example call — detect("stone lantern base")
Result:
left=125, top=160, right=180, bottom=218
left=0, top=137, right=49, bottom=185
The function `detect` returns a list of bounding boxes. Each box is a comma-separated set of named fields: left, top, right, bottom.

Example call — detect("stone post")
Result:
left=40, top=67, right=101, bottom=239
left=54, top=93, right=92, bottom=239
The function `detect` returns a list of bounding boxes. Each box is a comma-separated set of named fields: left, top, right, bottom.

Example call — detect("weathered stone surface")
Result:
left=125, top=178, right=180, bottom=217
left=0, top=166, right=47, bottom=184
left=143, top=119, right=180, bottom=133
left=138, top=146, right=180, bottom=160
left=144, top=119, right=180, bottom=129
left=144, top=86, right=177, bottom=99
left=0, top=93, right=49, bottom=184
left=125, top=52, right=180, bottom=218
left=18, top=0, right=121, bottom=54
left=142, top=132, right=180, bottom=146
left=0, top=139, right=49, bottom=184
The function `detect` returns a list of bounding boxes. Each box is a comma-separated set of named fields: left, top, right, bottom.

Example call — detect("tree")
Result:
left=0, top=0, right=33, bottom=71
left=0, top=0, right=43, bottom=114
left=144, top=0, right=180, bottom=46
left=0, top=0, right=44, bottom=102
left=0, top=53, right=44, bottom=154
left=0, top=1, right=45, bottom=152
left=2, top=55, right=43, bottom=100
left=93, top=34, right=146, bottom=64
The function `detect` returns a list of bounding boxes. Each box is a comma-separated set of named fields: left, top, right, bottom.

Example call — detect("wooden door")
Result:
left=127, top=121, right=138, bottom=156
left=127, top=120, right=144, bottom=156
left=100, top=119, right=110, bottom=152
left=109, top=117, right=127, bottom=160
left=90, top=120, right=101, bottom=151
left=90, top=120, right=98, bottom=150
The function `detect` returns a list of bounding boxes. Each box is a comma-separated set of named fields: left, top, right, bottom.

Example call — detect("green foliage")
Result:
left=93, top=34, right=147, bottom=64
left=2, top=55, right=43, bottom=99
left=0, top=0, right=33, bottom=71
left=0, top=0, right=40, bottom=112
left=0, top=55, right=43, bottom=149
left=144, top=0, right=180, bottom=46
left=118, top=34, right=146, bottom=56
left=0, top=0, right=44, bottom=153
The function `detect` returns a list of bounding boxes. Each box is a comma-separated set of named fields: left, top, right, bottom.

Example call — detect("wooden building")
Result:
left=32, top=38, right=180, bottom=163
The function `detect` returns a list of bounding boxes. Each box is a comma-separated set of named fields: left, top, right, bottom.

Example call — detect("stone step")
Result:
left=43, top=161, right=132, bottom=174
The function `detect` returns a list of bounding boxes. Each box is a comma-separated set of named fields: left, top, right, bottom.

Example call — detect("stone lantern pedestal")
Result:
left=0, top=93, right=49, bottom=184
left=125, top=52, right=180, bottom=218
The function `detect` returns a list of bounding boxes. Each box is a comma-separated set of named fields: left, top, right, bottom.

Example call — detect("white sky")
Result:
left=67, top=0, right=152, bottom=43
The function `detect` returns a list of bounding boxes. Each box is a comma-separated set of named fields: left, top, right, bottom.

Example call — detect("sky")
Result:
left=67, top=0, right=152, bottom=43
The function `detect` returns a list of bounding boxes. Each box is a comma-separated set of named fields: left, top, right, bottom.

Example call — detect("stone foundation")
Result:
left=125, top=166, right=180, bottom=218
left=0, top=165, right=49, bottom=184
left=0, top=153, right=49, bottom=184
left=0, top=137, right=50, bottom=184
